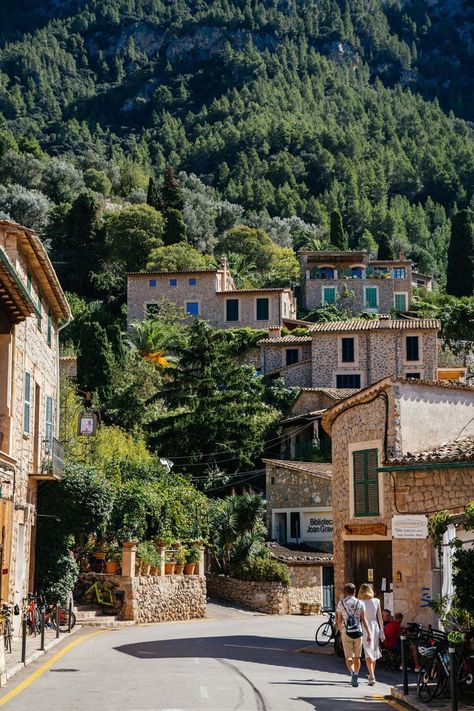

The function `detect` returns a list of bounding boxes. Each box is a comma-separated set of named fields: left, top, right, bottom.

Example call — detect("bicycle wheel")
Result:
left=51, top=607, right=76, bottom=633
left=457, top=655, right=474, bottom=704
left=315, top=622, right=334, bottom=646
left=418, top=656, right=444, bottom=702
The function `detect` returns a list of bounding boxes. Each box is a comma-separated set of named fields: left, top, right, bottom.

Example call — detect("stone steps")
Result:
left=78, top=618, right=135, bottom=627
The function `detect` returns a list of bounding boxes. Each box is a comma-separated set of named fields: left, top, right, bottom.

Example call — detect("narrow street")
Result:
left=0, top=602, right=407, bottom=710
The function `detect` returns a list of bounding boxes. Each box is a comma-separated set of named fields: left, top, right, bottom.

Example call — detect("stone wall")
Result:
left=260, top=342, right=312, bottom=375
left=266, top=461, right=332, bottom=529
left=127, top=272, right=295, bottom=329
left=287, top=564, right=323, bottom=614
left=206, top=574, right=289, bottom=614
left=311, top=329, right=438, bottom=388
left=77, top=572, right=207, bottom=623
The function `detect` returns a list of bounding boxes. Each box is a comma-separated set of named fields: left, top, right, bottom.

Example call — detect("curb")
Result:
left=391, top=686, right=433, bottom=711
left=5, top=625, right=80, bottom=682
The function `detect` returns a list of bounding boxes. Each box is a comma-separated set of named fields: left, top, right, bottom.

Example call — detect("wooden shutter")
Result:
left=353, top=449, right=379, bottom=517
left=406, top=336, right=419, bottom=361
left=256, top=298, right=269, bottom=320
left=341, top=337, right=355, bottom=363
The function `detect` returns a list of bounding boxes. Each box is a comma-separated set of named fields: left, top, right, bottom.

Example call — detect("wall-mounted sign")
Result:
left=303, top=512, right=333, bottom=542
left=392, top=515, right=428, bottom=539
left=344, top=523, right=387, bottom=536
left=367, top=568, right=374, bottom=582
left=77, top=412, right=97, bottom=436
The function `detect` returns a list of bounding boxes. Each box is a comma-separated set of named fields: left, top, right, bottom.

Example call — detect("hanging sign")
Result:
left=77, top=412, right=97, bottom=436
left=392, top=515, right=428, bottom=539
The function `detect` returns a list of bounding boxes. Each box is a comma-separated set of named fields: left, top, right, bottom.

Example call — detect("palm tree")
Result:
left=226, top=252, right=258, bottom=288
left=126, top=318, right=184, bottom=368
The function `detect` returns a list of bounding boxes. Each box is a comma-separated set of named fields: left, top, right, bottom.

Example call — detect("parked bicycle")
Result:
left=0, top=604, right=12, bottom=653
left=314, top=610, right=343, bottom=656
left=23, top=593, right=41, bottom=636
left=417, top=627, right=450, bottom=702
left=84, top=580, right=114, bottom=608
left=44, top=601, right=76, bottom=633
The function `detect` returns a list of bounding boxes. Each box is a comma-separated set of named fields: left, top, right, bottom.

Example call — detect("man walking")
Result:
left=336, top=582, right=371, bottom=687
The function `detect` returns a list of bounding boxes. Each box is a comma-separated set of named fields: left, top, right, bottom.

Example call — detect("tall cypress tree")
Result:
left=147, top=176, right=162, bottom=211
left=447, top=209, right=474, bottom=297
left=330, top=210, right=348, bottom=250
left=377, top=232, right=395, bottom=260
left=162, top=165, right=184, bottom=211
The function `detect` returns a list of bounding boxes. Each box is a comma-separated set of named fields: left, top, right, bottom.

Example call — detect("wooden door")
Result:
left=345, top=541, right=392, bottom=599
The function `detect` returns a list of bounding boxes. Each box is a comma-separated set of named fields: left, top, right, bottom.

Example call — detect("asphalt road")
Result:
left=0, top=602, right=407, bottom=711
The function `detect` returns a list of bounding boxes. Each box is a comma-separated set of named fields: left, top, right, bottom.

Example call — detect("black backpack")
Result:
left=342, top=600, right=363, bottom=639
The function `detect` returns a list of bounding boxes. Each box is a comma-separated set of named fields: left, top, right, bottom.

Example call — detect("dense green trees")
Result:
left=105, top=204, right=165, bottom=272
left=446, top=210, right=474, bottom=297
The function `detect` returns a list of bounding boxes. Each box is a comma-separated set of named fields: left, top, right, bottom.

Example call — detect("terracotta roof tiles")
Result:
left=308, top=318, right=440, bottom=333
left=385, top=435, right=474, bottom=467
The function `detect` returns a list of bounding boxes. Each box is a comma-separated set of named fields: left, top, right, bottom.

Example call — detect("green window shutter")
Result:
left=353, top=449, right=379, bottom=517
left=45, top=395, right=54, bottom=453
left=26, top=272, right=31, bottom=293
left=47, top=310, right=52, bottom=346
left=323, top=287, right=336, bottom=305
left=226, top=299, right=239, bottom=322
left=394, top=293, right=407, bottom=311
left=24, top=372, right=31, bottom=434
left=256, top=298, right=269, bottom=320
left=37, top=293, right=42, bottom=330
left=365, top=287, right=378, bottom=309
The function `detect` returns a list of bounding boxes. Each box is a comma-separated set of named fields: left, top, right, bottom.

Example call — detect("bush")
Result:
left=37, top=551, right=79, bottom=605
left=231, top=557, right=290, bottom=586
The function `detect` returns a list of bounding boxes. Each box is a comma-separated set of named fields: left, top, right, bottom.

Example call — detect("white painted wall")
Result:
left=397, top=382, right=474, bottom=454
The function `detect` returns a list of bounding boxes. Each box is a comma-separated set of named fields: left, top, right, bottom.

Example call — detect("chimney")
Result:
left=398, top=251, right=406, bottom=261
left=268, top=326, right=282, bottom=339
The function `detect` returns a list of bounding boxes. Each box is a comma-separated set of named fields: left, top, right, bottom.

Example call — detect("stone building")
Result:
left=0, top=220, right=70, bottom=615
left=259, top=318, right=440, bottom=388
left=322, top=377, right=474, bottom=625
left=264, top=458, right=334, bottom=609
left=279, top=388, right=359, bottom=461
left=127, top=258, right=297, bottom=330
left=300, top=250, right=414, bottom=313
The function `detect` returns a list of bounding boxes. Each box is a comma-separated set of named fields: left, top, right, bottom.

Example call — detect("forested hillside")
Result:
left=0, top=0, right=473, bottom=279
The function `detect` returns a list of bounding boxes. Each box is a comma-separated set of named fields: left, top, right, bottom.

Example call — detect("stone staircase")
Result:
left=75, top=604, right=135, bottom=628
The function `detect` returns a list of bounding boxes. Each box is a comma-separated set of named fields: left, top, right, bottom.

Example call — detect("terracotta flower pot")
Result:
left=174, top=564, right=184, bottom=575
left=150, top=565, right=159, bottom=576
left=184, top=563, right=196, bottom=575
left=142, top=563, right=151, bottom=576
left=165, top=562, right=175, bottom=575
left=93, top=551, right=106, bottom=560
left=105, top=561, right=118, bottom=574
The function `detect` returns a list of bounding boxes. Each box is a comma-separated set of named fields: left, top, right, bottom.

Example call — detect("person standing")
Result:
left=336, top=583, right=372, bottom=688
left=358, top=583, right=384, bottom=685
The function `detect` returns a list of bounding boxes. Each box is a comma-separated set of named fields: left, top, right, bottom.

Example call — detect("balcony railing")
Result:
left=309, top=267, right=396, bottom=280
left=35, top=437, right=64, bottom=480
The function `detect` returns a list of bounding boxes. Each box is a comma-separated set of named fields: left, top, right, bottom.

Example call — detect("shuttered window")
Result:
left=256, top=298, right=269, bottom=321
left=394, top=293, right=407, bottom=311
left=365, top=287, right=378, bottom=309
left=353, top=449, right=379, bottom=517
left=226, top=299, right=239, bottom=322
left=45, top=396, right=54, bottom=453
left=47, top=310, right=52, bottom=347
left=323, top=287, right=336, bottom=305
left=406, top=335, right=420, bottom=361
left=286, top=349, right=299, bottom=366
left=336, top=374, right=361, bottom=388
left=341, top=337, right=355, bottom=363
left=23, top=372, right=31, bottom=434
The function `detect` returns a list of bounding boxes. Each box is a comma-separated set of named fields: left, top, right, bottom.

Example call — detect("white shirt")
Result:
left=337, top=595, right=365, bottom=622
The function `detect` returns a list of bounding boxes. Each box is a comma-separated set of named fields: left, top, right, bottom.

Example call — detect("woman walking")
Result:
left=358, top=583, right=384, bottom=685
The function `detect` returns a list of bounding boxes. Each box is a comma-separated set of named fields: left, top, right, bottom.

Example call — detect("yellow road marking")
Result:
left=0, top=629, right=108, bottom=706
left=372, top=693, right=409, bottom=710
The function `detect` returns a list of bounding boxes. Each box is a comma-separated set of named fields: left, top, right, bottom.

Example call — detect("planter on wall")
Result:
left=105, top=561, right=118, bottom=574
left=184, top=563, right=196, bottom=575
left=174, top=564, right=184, bottom=575
left=165, top=562, right=175, bottom=575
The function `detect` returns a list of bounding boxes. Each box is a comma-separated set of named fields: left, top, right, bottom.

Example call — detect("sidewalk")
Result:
left=392, top=681, right=472, bottom=710
left=2, top=624, right=79, bottom=684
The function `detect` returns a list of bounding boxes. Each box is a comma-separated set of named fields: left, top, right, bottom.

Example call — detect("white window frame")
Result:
left=394, top=292, right=408, bottom=311
left=403, top=332, right=423, bottom=365
left=338, top=335, right=359, bottom=366
left=322, top=286, right=337, bottom=305
left=347, top=440, right=385, bottom=522
left=364, top=286, right=379, bottom=311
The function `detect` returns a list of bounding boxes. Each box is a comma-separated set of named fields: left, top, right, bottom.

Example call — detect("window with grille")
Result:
left=341, top=337, right=355, bottom=363
left=365, top=287, right=378, bottom=309
left=353, top=449, right=379, bottom=517
left=394, top=293, right=407, bottom=311
left=286, top=349, right=299, bottom=366
left=45, top=396, right=54, bottom=453
left=336, top=374, right=361, bottom=388
left=226, top=299, right=239, bottom=322
left=392, top=268, right=406, bottom=279
left=256, top=298, right=269, bottom=321
left=24, top=372, right=31, bottom=434
left=406, top=335, right=420, bottom=361
left=186, top=302, right=199, bottom=316
left=323, top=287, right=336, bottom=305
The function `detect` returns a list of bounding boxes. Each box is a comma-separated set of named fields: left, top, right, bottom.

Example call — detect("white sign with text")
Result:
left=302, top=512, right=333, bottom=542
left=392, top=514, right=428, bottom=539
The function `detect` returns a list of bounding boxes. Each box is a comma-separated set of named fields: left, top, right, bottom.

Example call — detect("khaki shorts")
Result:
left=341, top=630, right=363, bottom=659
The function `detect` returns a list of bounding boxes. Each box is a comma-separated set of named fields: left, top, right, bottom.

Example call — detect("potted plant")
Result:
left=105, top=546, right=121, bottom=575
left=137, top=541, right=155, bottom=576
left=164, top=548, right=176, bottom=575
left=175, top=546, right=187, bottom=575
left=184, top=544, right=200, bottom=575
